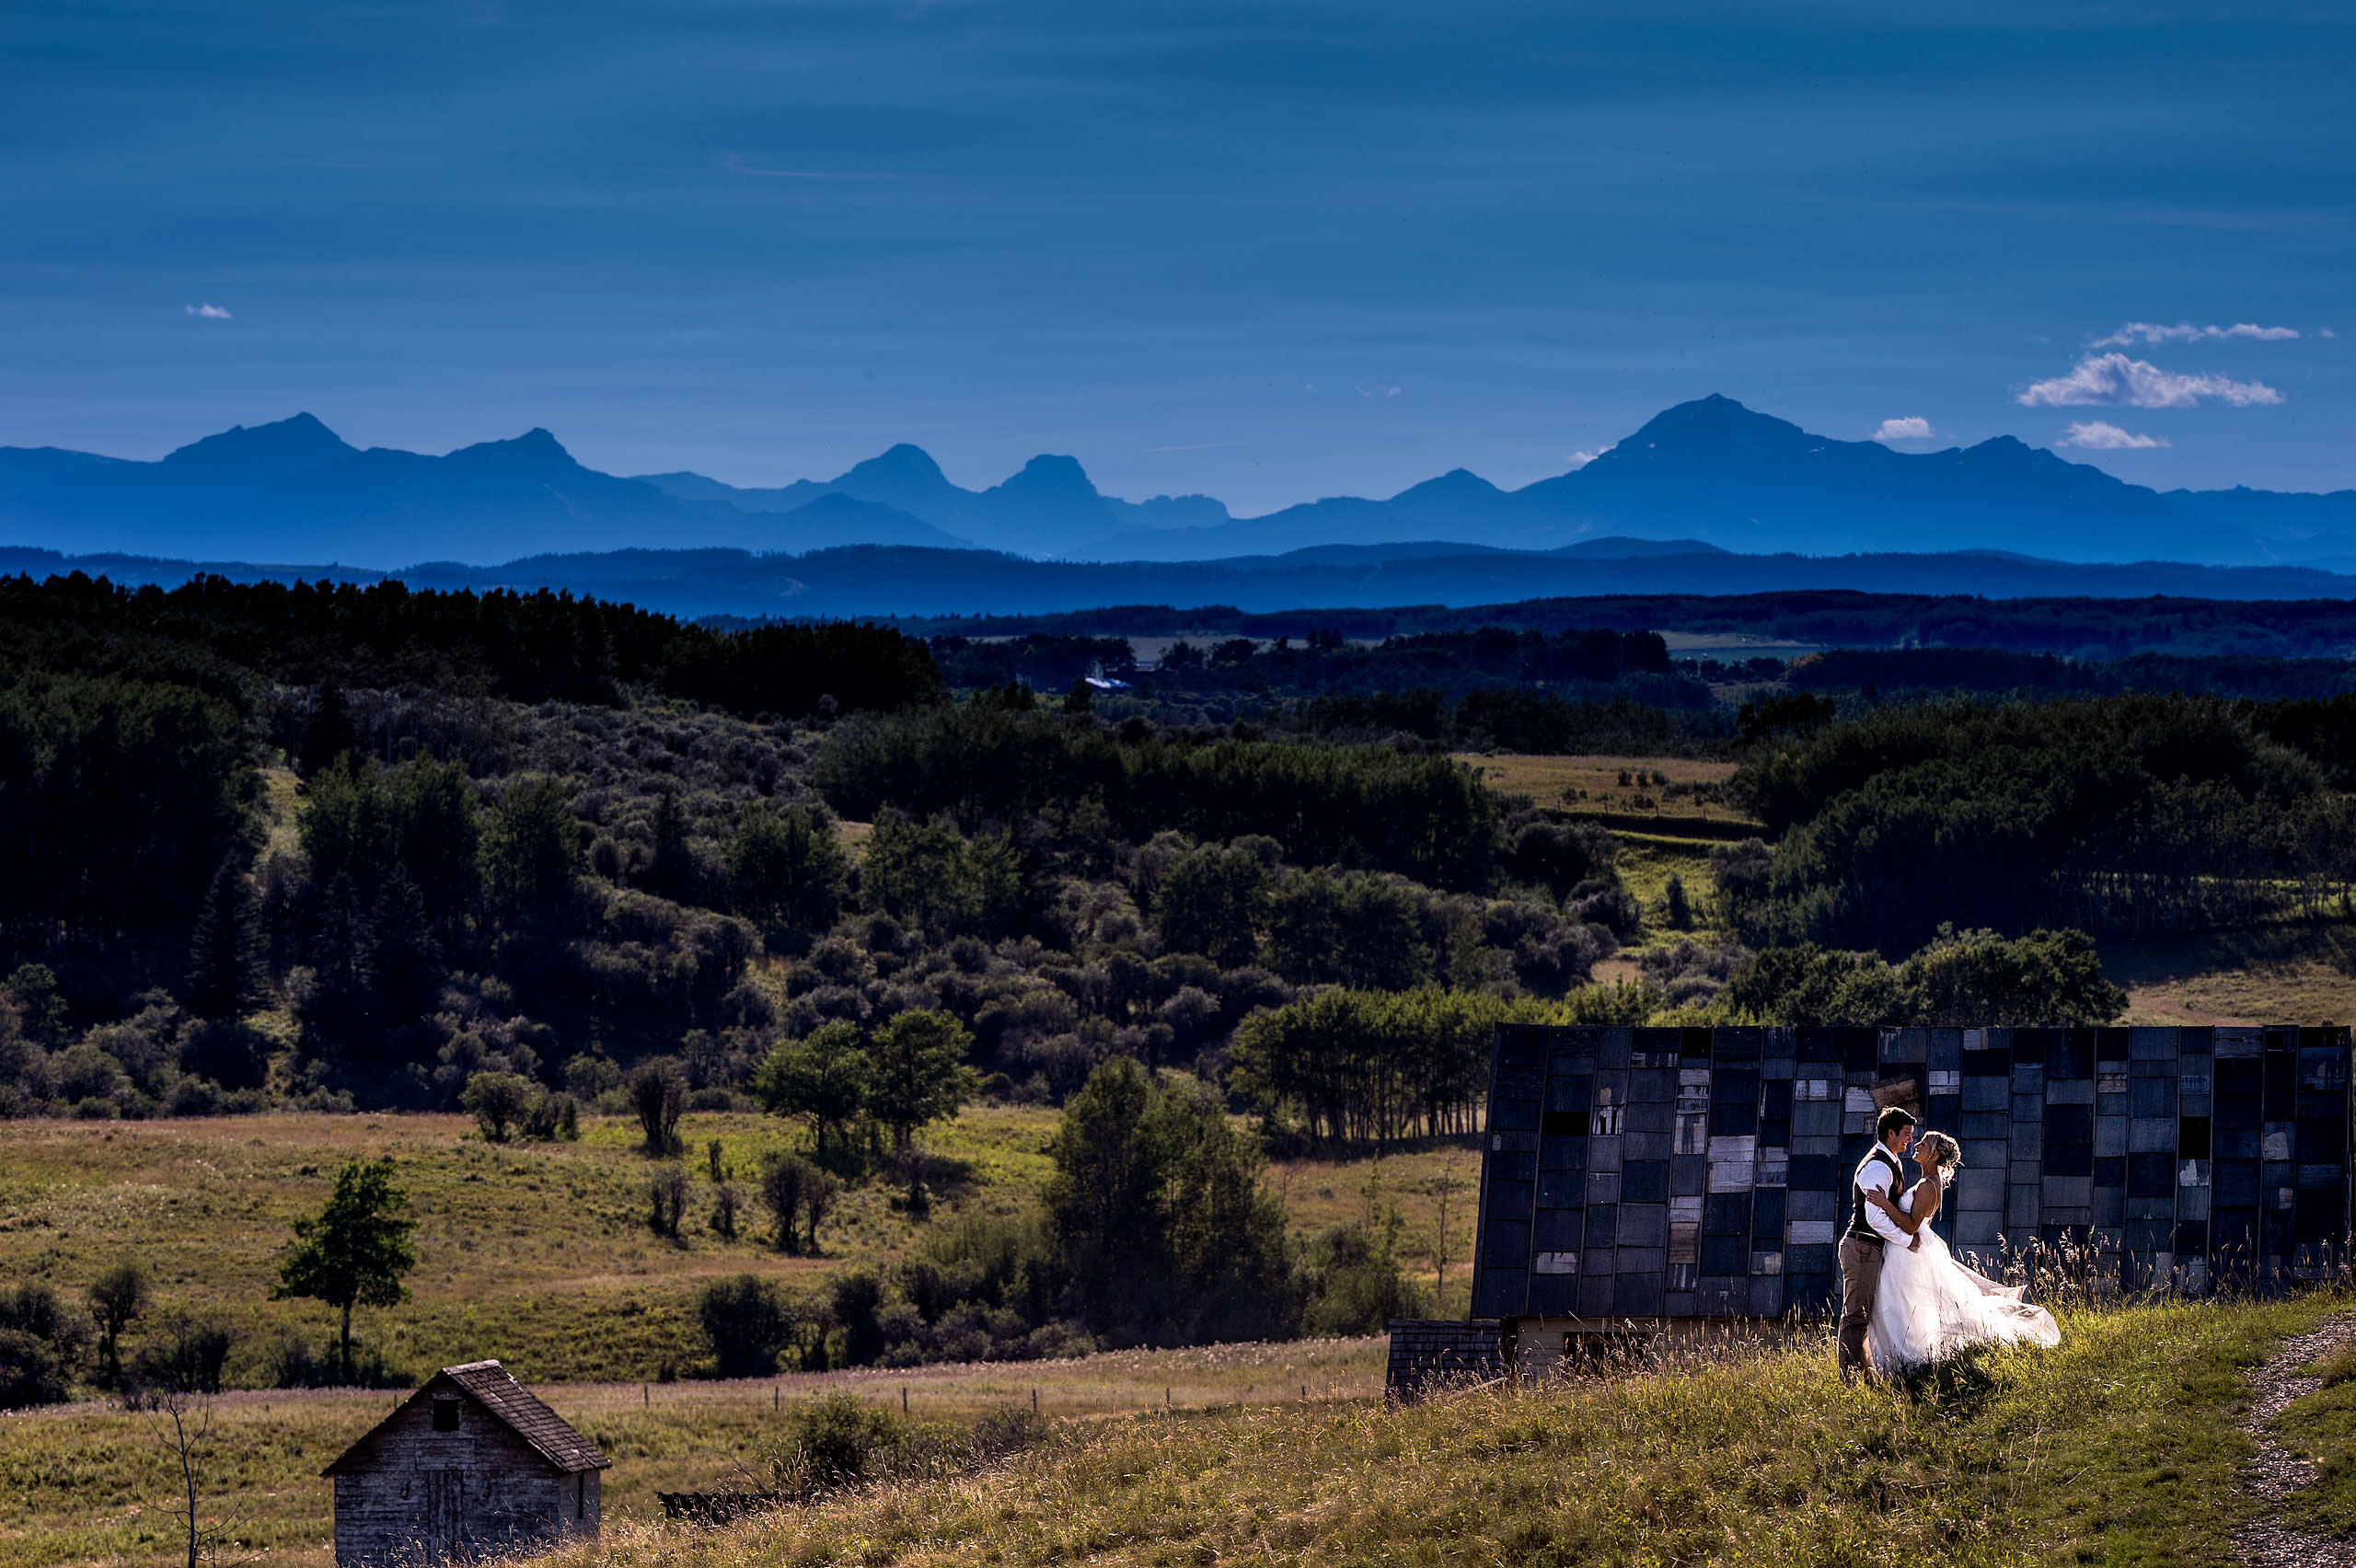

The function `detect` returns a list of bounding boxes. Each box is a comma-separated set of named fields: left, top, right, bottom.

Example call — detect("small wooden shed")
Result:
left=323, top=1360, right=611, bottom=1566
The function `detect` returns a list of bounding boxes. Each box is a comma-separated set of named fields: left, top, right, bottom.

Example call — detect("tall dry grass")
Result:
left=538, top=1292, right=2346, bottom=1568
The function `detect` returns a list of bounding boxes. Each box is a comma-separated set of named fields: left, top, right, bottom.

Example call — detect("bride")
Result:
left=1867, top=1130, right=2061, bottom=1373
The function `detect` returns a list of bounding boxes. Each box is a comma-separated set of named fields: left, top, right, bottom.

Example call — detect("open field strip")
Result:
left=0, top=1339, right=1387, bottom=1568
left=530, top=1297, right=2349, bottom=1568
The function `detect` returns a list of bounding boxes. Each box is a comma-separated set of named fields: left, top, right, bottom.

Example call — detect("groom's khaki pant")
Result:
left=1837, top=1234, right=1885, bottom=1377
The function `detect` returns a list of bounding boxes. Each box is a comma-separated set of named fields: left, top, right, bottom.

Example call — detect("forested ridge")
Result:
left=907, top=589, right=2356, bottom=658
left=19, top=570, right=2356, bottom=1382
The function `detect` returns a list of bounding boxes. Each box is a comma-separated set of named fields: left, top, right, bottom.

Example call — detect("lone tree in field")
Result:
left=272, top=1159, right=417, bottom=1382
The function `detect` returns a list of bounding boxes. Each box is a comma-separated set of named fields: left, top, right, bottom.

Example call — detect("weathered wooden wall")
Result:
left=1468, top=1025, right=2353, bottom=1321
left=1382, top=1319, right=1505, bottom=1401
left=332, top=1399, right=597, bottom=1566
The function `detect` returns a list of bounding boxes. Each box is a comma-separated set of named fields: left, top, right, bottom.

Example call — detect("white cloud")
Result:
left=185, top=303, right=231, bottom=319
left=1564, top=445, right=1613, bottom=469
left=2092, top=321, right=2298, bottom=347
left=2058, top=421, right=2170, bottom=450
left=1354, top=382, right=1402, bottom=398
left=1871, top=416, right=1935, bottom=444
left=2016, top=352, right=2281, bottom=409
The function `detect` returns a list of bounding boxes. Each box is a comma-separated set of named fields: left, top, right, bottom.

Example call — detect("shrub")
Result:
left=770, top=1390, right=914, bottom=1495
left=762, top=1154, right=815, bottom=1253
left=460, top=1071, right=536, bottom=1141
left=133, top=1311, right=238, bottom=1394
left=522, top=1090, right=581, bottom=1141
left=649, top=1165, right=690, bottom=1238
left=0, top=1284, right=92, bottom=1409
left=711, top=1181, right=744, bottom=1240
left=1300, top=1218, right=1429, bottom=1335
left=698, top=1274, right=787, bottom=1378
left=630, top=1058, right=687, bottom=1155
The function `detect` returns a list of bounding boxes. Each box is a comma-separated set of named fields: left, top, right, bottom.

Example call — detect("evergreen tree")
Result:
left=648, top=790, right=695, bottom=903
left=184, top=858, right=263, bottom=1021
left=727, top=804, right=847, bottom=936
left=1045, top=1059, right=1298, bottom=1343
left=364, top=870, right=442, bottom=1025
left=1155, top=843, right=1271, bottom=968
left=298, top=873, right=378, bottom=1057
left=480, top=778, right=579, bottom=913
left=297, top=680, right=356, bottom=778
left=387, top=757, right=481, bottom=935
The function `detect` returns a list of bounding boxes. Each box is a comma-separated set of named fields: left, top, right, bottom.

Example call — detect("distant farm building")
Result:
left=323, top=1360, right=610, bottom=1565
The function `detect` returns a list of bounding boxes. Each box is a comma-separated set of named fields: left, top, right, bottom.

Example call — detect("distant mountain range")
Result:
left=5, top=396, right=2353, bottom=570
left=10, top=537, right=2356, bottom=625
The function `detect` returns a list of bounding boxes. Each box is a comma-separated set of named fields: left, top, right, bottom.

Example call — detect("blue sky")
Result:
left=3, top=1, right=2350, bottom=513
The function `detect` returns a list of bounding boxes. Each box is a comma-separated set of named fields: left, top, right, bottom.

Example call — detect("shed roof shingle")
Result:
left=322, top=1360, right=611, bottom=1477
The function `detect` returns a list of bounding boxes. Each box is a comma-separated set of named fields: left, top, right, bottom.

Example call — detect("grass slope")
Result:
left=535, top=1297, right=2346, bottom=1568
left=2104, top=924, right=2356, bottom=1026
left=0, top=1111, right=1481, bottom=1386
left=0, top=1340, right=1387, bottom=1568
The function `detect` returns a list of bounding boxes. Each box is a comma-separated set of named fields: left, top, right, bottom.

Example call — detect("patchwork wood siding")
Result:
left=1465, top=1025, right=2353, bottom=1320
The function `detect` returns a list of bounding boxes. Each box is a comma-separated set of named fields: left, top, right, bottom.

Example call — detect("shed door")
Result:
left=424, top=1470, right=465, bottom=1557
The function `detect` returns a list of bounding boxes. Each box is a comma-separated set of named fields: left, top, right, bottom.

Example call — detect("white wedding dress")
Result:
left=1866, top=1176, right=2061, bottom=1373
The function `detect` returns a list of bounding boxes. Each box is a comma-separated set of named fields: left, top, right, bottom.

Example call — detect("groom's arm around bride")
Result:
left=1836, top=1107, right=1919, bottom=1379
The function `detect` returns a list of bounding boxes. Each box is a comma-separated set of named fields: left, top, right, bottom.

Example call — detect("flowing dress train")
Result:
left=1866, top=1178, right=2061, bottom=1373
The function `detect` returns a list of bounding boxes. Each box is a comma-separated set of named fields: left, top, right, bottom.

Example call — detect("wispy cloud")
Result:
left=1564, top=445, right=1613, bottom=469
left=1355, top=382, right=1401, bottom=398
left=2092, top=321, right=2298, bottom=348
left=719, top=153, right=907, bottom=180
left=2058, top=421, right=2170, bottom=450
left=2017, top=352, right=2281, bottom=409
left=1871, top=416, right=1934, bottom=444
left=184, top=303, right=231, bottom=319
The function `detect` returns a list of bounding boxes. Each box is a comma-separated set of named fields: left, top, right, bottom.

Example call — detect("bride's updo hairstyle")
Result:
left=1917, top=1130, right=1963, bottom=1176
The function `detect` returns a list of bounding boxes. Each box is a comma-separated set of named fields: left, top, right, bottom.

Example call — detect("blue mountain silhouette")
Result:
left=5, top=396, right=2351, bottom=569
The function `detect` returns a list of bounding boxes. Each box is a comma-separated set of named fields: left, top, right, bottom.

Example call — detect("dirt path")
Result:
left=2237, top=1313, right=2356, bottom=1567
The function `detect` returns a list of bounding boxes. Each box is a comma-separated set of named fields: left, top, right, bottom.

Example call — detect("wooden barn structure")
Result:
left=323, top=1360, right=610, bottom=1565
left=1388, top=1024, right=2355, bottom=1395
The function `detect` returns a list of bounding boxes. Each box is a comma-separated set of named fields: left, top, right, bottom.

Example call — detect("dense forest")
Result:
left=18, top=569, right=2356, bottom=1375
left=905, top=589, right=2356, bottom=659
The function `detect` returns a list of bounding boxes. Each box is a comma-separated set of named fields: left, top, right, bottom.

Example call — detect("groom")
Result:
left=1837, top=1105, right=1920, bottom=1379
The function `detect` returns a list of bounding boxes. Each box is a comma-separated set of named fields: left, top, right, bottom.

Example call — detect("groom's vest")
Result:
left=1846, top=1146, right=1902, bottom=1248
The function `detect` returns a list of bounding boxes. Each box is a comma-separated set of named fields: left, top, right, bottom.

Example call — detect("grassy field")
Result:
left=16, top=1295, right=2343, bottom=1568
left=0, top=1108, right=1481, bottom=1387
left=499, top=1294, right=2343, bottom=1568
left=2102, top=923, right=2356, bottom=1026
left=1455, top=752, right=1749, bottom=821
left=0, top=1338, right=1387, bottom=1568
